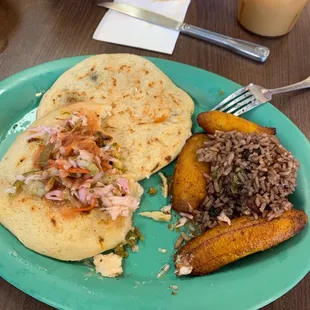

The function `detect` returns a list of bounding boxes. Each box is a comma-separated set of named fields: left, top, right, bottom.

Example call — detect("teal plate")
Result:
left=0, top=56, right=309, bottom=310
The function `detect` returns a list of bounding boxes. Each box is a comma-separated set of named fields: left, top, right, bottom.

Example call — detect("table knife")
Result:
left=97, top=2, right=270, bottom=63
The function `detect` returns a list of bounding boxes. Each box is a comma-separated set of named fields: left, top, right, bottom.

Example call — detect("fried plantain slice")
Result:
left=172, top=133, right=210, bottom=213
left=197, top=111, right=276, bottom=135
left=175, top=209, right=308, bottom=276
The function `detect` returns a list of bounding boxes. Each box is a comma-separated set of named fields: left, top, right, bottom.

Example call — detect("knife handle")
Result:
left=180, top=24, right=270, bottom=63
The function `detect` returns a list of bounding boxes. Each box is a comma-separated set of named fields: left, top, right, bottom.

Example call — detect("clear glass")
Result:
left=237, top=0, right=308, bottom=37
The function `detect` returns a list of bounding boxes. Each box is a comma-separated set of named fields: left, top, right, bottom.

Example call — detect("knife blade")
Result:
left=98, top=2, right=183, bottom=30
left=97, top=2, right=270, bottom=63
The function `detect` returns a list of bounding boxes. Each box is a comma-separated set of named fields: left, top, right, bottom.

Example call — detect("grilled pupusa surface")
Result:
left=37, top=54, right=194, bottom=180
left=0, top=103, right=143, bottom=261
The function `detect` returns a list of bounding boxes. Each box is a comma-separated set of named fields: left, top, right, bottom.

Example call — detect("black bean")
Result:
left=242, top=149, right=251, bottom=160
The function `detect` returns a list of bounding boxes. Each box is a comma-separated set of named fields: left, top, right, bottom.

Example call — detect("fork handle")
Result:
left=180, top=23, right=270, bottom=63
left=269, top=77, right=310, bottom=95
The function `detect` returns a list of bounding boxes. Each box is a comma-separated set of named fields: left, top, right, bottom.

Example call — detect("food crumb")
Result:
left=132, top=245, right=139, bottom=252
left=175, top=217, right=187, bottom=228
left=169, top=285, right=178, bottom=290
left=219, top=89, right=225, bottom=95
left=158, top=172, right=168, bottom=198
left=172, top=291, right=178, bottom=296
left=157, top=264, right=170, bottom=278
left=168, top=223, right=175, bottom=231
left=181, top=231, right=191, bottom=241
left=147, top=187, right=158, bottom=195
left=160, top=204, right=171, bottom=214
left=175, top=255, right=193, bottom=276
left=114, top=243, right=129, bottom=258
left=179, top=212, right=194, bottom=220
left=139, top=211, right=171, bottom=222
left=158, top=248, right=167, bottom=253
left=93, top=253, right=123, bottom=278
left=217, top=210, right=231, bottom=225
left=174, top=235, right=184, bottom=249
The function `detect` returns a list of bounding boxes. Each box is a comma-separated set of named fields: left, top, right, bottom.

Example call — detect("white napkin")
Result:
left=93, top=0, right=191, bottom=54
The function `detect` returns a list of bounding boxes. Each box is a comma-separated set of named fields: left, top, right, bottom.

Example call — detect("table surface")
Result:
left=0, top=0, right=309, bottom=309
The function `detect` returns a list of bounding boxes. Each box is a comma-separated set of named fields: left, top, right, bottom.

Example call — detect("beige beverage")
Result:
left=238, top=0, right=308, bottom=37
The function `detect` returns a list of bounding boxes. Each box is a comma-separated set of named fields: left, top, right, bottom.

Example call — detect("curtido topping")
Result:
left=6, top=112, right=139, bottom=220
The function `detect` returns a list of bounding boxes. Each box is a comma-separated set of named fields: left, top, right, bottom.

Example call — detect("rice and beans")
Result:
left=195, top=130, right=299, bottom=230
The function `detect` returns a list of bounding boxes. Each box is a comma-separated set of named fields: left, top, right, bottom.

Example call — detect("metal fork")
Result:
left=212, top=76, right=310, bottom=116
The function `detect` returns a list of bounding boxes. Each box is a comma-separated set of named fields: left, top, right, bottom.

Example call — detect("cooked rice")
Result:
left=195, top=131, right=299, bottom=230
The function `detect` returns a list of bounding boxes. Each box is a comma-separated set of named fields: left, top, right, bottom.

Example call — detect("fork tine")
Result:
left=220, top=92, right=252, bottom=112
left=211, top=87, right=248, bottom=111
left=225, top=95, right=256, bottom=114
left=234, top=100, right=263, bottom=116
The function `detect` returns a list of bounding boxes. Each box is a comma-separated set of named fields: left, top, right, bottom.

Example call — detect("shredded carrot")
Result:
left=72, top=139, right=100, bottom=156
left=101, top=166, right=109, bottom=172
left=64, top=145, right=73, bottom=156
left=75, top=205, right=94, bottom=212
left=47, top=159, right=55, bottom=167
left=67, top=167, right=90, bottom=174
left=101, top=160, right=112, bottom=168
left=75, top=198, right=96, bottom=212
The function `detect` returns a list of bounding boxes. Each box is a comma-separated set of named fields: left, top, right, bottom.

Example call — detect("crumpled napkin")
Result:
left=93, top=0, right=191, bottom=54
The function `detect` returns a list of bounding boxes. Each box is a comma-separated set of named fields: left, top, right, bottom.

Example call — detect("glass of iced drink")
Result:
left=237, top=0, right=308, bottom=37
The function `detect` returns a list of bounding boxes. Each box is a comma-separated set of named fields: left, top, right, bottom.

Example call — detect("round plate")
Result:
left=0, top=56, right=309, bottom=310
